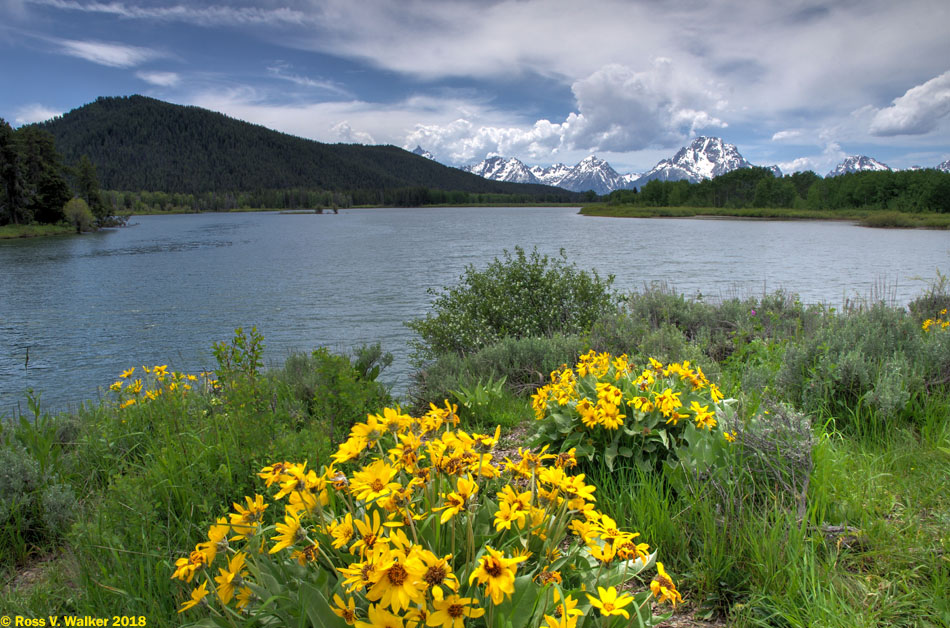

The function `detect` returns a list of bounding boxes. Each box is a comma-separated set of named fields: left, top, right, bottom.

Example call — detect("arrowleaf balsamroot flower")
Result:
left=587, top=585, right=635, bottom=618
left=651, top=561, right=684, bottom=607
left=468, top=546, right=528, bottom=605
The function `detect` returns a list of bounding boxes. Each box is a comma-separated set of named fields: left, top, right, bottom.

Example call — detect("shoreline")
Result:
left=579, top=204, right=950, bottom=229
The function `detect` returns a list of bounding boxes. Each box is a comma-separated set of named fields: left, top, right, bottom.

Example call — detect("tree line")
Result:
left=606, top=167, right=950, bottom=213
left=1, top=117, right=113, bottom=230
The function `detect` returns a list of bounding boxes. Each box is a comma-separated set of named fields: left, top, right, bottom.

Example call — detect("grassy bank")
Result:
left=0, top=223, right=77, bottom=239
left=580, top=204, right=950, bottom=229
left=2, top=256, right=949, bottom=626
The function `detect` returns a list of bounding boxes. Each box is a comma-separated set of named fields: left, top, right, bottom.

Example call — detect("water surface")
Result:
left=2, top=207, right=948, bottom=412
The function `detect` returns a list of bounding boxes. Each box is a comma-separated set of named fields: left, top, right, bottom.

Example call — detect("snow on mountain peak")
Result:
left=411, top=145, right=435, bottom=160
left=826, top=155, right=891, bottom=177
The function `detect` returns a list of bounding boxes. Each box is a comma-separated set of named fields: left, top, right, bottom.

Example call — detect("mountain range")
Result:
left=462, top=137, right=780, bottom=194
left=457, top=138, right=949, bottom=193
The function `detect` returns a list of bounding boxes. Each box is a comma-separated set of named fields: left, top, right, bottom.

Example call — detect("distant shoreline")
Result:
left=579, top=204, right=950, bottom=229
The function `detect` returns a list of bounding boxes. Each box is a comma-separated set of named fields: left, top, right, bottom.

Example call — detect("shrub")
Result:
left=411, top=334, right=586, bottom=406
left=777, top=303, right=950, bottom=428
left=272, top=344, right=393, bottom=441
left=407, top=247, right=617, bottom=360
left=531, top=351, right=731, bottom=475
left=170, top=403, right=683, bottom=627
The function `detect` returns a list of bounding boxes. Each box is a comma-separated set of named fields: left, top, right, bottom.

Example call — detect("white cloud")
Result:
left=403, top=60, right=726, bottom=163
left=136, top=70, right=179, bottom=87
left=28, top=0, right=307, bottom=26
left=57, top=38, right=159, bottom=67
left=266, top=63, right=351, bottom=97
left=869, top=70, right=950, bottom=136
left=777, top=140, right=846, bottom=175
left=772, top=130, right=801, bottom=141
left=13, top=103, right=61, bottom=124
left=330, top=121, right=374, bottom=144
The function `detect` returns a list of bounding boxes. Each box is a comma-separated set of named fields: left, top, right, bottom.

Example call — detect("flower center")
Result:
left=603, top=602, right=615, bottom=612
left=424, top=566, right=447, bottom=586
left=448, top=603, right=464, bottom=618
left=387, top=563, right=408, bottom=586
left=371, top=479, right=385, bottom=492
left=484, top=560, right=503, bottom=577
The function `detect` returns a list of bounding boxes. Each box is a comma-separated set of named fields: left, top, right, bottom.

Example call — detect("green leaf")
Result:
left=496, top=574, right=539, bottom=628
left=605, top=439, right=619, bottom=471
left=298, top=583, right=349, bottom=628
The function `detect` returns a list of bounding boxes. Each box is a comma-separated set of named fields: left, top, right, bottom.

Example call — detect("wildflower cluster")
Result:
left=532, top=351, right=731, bottom=471
left=171, top=402, right=680, bottom=627
left=108, top=365, right=216, bottom=409
left=922, top=308, right=949, bottom=332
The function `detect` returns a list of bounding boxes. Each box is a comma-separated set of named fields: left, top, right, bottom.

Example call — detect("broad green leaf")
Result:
left=298, top=582, right=348, bottom=628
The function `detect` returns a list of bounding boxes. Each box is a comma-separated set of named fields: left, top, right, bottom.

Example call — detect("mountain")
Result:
left=463, top=156, right=541, bottom=184
left=464, top=136, right=775, bottom=194
left=35, top=95, right=575, bottom=199
left=553, top=156, right=626, bottom=195
left=633, top=137, right=755, bottom=187
left=466, top=155, right=632, bottom=194
left=411, top=145, right=435, bottom=160
left=826, top=155, right=891, bottom=177
left=529, top=163, right=574, bottom=187
left=937, top=160, right=950, bottom=173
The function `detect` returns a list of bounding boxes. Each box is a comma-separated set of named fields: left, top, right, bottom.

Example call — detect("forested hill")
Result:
left=35, top=95, right=575, bottom=199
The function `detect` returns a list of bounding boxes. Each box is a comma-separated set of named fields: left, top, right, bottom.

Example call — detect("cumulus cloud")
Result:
left=777, top=140, right=846, bottom=174
left=57, top=38, right=159, bottom=67
left=13, top=103, right=61, bottom=124
left=869, top=70, right=950, bottom=136
left=136, top=70, right=180, bottom=86
left=404, top=60, right=726, bottom=163
left=330, top=121, right=374, bottom=144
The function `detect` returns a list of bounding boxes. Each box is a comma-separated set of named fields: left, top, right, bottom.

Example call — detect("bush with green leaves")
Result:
left=407, top=247, right=617, bottom=360
left=273, top=343, right=393, bottom=441
left=410, top=334, right=586, bottom=406
left=777, top=302, right=950, bottom=428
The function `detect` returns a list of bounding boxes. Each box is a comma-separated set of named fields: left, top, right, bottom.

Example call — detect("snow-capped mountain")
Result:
left=633, top=137, right=754, bottom=187
left=411, top=145, right=435, bottom=160
left=826, top=156, right=891, bottom=177
left=529, top=163, right=574, bottom=187
left=465, top=155, right=631, bottom=194
left=937, top=160, right=950, bottom=173
left=464, top=137, right=778, bottom=194
left=554, top=156, right=626, bottom=195
left=463, top=156, right=540, bottom=184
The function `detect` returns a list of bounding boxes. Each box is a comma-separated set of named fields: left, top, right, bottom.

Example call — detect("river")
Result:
left=1, top=207, right=948, bottom=413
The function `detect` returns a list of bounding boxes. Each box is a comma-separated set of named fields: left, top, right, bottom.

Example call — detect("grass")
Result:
left=579, top=205, right=950, bottom=229
left=0, top=223, right=76, bottom=239
left=2, top=285, right=949, bottom=626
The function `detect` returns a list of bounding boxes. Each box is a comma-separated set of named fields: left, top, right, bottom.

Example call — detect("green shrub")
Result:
left=777, top=303, right=950, bottom=429
left=407, top=247, right=617, bottom=360
left=410, top=334, right=586, bottom=406
left=271, top=344, right=393, bottom=441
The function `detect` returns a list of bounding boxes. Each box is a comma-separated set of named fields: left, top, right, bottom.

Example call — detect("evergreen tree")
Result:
left=15, top=126, right=71, bottom=224
left=76, top=154, right=108, bottom=222
left=0, top=118, right=30, bottom=225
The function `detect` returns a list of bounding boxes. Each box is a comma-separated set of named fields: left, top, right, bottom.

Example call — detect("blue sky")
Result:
left=2, top=0, right=949, bottom=175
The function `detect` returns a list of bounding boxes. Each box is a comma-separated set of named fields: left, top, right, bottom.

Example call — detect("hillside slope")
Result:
left=37, top=96, right=575, bottom=198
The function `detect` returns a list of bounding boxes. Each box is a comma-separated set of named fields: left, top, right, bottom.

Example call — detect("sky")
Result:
left=1, top=0, right=949, bottom=176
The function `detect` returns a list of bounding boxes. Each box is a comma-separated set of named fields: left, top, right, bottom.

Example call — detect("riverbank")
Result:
left=0, top=223, right=77, bottom=239
left=579, top=204, right=950, bottom=229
